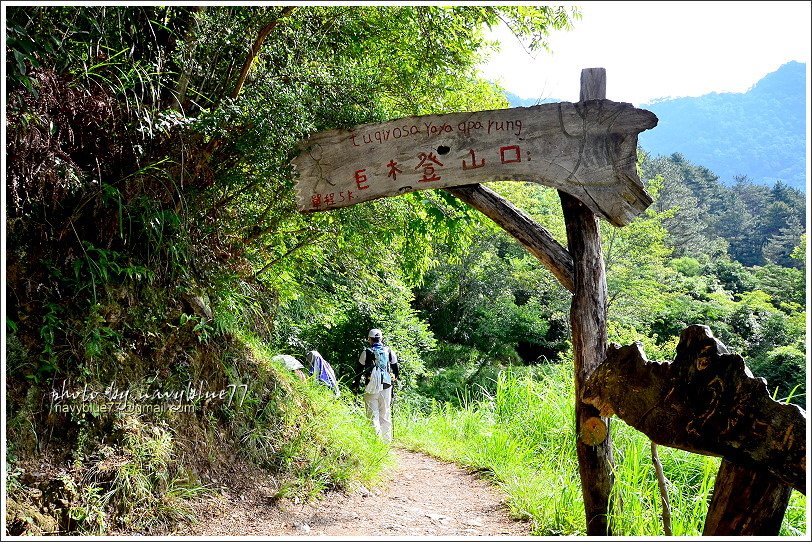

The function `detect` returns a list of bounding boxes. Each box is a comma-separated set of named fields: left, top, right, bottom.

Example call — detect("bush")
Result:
left=748, top=345, right=806, bottom=404
left=671, top=256, right=702, bottom=277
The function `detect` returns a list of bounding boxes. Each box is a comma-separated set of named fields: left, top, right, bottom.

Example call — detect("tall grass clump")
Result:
left=395, top=363, right=807, bottom=536
left=27, top=415, right=207, bottom=535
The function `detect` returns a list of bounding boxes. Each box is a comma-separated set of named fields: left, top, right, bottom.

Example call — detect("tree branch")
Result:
left=651, top=442, right=672, bottom=536
left=213, top=177, right=263, bottom=210
left=254, top=233, right=321, bottom=278
left=231, top=6, right=297, bottom=100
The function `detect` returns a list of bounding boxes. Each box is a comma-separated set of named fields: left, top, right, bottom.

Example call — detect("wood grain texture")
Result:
left=561, top=190, right=614, bottom=535
left=703, top=459, right=793, bottom=536
left=293, top=101, right=657, bottom=226
left=562, top=67, right=615, bottom=537
left=582, top=324, right=806, bottom=493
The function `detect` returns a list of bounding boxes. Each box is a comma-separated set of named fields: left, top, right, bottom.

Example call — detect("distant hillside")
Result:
left=639, top=62, right=806, bottom=191
left=505, top=62, right=807, bottom=191
left=504, top=91, right=558, bottom=107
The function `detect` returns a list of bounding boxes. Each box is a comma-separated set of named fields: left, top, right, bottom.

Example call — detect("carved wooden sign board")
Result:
left=292, top=100, right=658, bottom=227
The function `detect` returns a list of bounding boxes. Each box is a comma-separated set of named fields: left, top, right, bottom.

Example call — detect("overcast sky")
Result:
left=477, top=1, right=811, bottom=105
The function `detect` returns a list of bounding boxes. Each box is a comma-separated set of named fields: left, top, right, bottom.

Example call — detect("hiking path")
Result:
left=172, top=447, right=532, bottom=537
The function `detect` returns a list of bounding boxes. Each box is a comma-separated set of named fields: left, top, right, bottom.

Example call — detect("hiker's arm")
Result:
left=353, top=350, right=366, bottom=392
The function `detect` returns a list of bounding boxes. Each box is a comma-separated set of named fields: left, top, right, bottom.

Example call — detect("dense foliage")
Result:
left=410, top=169, right=806, bottom=405
left=642, top=153, right=805, bottom=268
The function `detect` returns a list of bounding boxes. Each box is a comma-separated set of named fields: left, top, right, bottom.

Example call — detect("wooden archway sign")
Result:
left=294, top=68, right=649, bottom=535
left=294, top=86, right=657, bottom=227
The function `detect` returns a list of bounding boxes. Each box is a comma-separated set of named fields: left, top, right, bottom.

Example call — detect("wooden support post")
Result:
left=703, top=460, right=793, bottom=535
left=559, top=67, right=614, bottom=536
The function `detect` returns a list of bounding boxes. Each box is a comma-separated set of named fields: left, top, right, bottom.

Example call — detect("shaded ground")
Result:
left=170, top=447, right=532, bottom=536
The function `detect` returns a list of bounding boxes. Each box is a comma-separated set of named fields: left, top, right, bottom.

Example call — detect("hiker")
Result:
left=307, top=350, right=340, bottom=397
left=354, top=328, right=399, bottom=442
left=272, top=354, right=307, bottom=380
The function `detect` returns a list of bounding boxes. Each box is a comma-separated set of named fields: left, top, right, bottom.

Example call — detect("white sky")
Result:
left=478, top=1, right=812, bottom=105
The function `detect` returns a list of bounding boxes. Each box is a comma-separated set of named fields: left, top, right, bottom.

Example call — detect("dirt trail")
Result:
left=172, top=447, right=531, bottom=537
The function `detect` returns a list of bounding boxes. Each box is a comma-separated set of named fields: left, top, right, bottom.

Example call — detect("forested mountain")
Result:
left=506, top=61, right=807, bottom=191
left=4, top=5, right=806, bottom=536
left=642, top=153, right=805, bottom=268
left=639, top=62, right=806, bottom=191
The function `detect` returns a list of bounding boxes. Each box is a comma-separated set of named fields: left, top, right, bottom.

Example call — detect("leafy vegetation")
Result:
left=4, top=3, right=577, bottom=534
left=396, top=365, right=807, bottom=536
left=643, top=153, right=805, bottom=267
left=4, top=3, right=805, bottom=536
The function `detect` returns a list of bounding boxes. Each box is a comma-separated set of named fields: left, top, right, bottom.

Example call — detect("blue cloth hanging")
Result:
left=307, top=350, right=340, bottom=396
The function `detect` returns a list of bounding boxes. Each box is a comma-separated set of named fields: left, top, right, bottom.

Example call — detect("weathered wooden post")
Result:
left=292, top=68, right=657, bottom=536
left=703, top=460, right=793, bottom=535
left=559, top=68, right=614, bottom=535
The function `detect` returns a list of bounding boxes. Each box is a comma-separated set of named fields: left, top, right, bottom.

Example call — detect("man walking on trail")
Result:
left=354, top=328, right=399, bottom=443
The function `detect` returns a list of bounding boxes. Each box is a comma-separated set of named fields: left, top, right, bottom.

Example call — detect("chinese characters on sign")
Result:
left=301, top=114, right=532, bottom=210
left=416, top=151, right=444, bottom=183
left=310, top=190, right=355, bottom=210
left=293, top=102, right=658, bottom=226
left=308, top=144, right=533, bottom=208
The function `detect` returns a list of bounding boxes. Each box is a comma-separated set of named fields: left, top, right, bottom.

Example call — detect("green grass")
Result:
left=54, top=415, right=206, bottom=534
left=395, top=363, right=808, bottom=536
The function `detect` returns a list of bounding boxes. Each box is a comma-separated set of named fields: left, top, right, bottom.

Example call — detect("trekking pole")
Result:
left=390, top=377, right=396, bottom=441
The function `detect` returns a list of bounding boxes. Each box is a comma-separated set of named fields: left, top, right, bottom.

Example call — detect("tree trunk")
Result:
left=558, top=67, right=614, bottom=536
left=231, top=6, right=297, bottom=99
